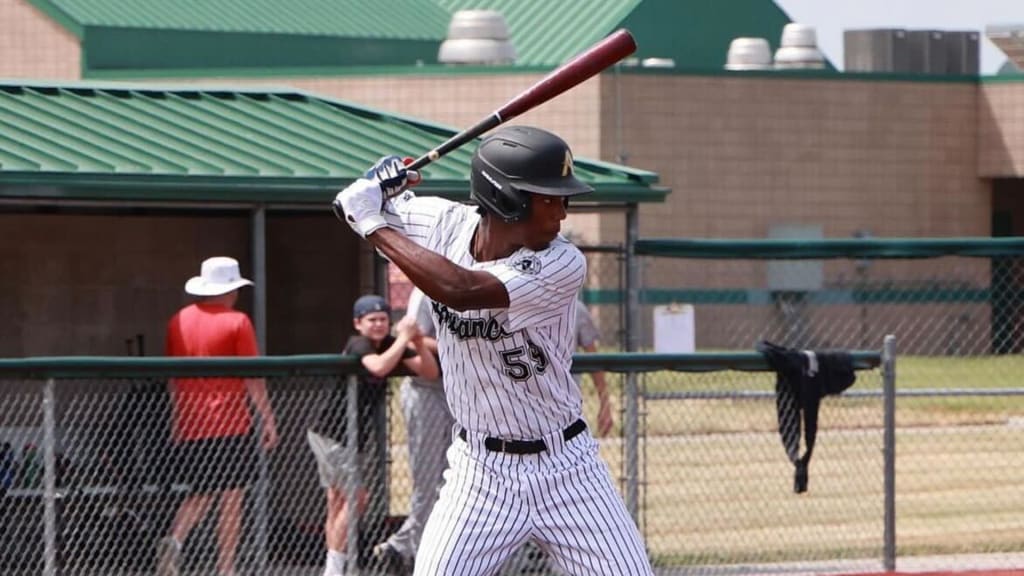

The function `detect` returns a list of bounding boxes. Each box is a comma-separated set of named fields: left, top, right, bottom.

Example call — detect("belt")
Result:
left=458, top=419, right=587, bottom=455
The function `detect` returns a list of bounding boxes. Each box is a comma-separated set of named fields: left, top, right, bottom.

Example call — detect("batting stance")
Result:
left=333, top=126, right=653, bottom=576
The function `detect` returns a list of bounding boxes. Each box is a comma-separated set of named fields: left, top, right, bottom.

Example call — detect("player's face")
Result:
left=523, top=195, right=568, bottom=250
left=354, top=311, right=391, bottom=342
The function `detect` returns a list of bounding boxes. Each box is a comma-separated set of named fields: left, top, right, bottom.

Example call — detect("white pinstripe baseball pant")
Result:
left=414, top=427, right=653, bottom=576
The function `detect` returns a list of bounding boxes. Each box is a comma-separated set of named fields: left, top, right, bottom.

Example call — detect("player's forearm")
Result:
left=245, top=378, right=276, bottom=422
left=422, top=336, right=439, bottom=355
left=368, top=227, right=508, bottom=311
left=592, top=371, right=611, bottom=401
left=363, top=333, right=412, bottom=377
left=413, top=338, right=440, bottom=380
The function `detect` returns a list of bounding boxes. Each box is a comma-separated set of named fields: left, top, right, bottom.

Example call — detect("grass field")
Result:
left=385, top=354, right=1024, bottom=569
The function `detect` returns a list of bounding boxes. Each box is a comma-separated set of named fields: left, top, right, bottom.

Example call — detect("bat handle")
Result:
left=406, top=114, right=503, bottom=172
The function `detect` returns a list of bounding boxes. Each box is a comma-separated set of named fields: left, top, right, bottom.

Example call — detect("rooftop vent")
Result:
left=438, top=10, right=516, bottom=65
left=641, top=57, right=676, bottom=69
left=726, top=37, right=773, bottom=70
left=774, top=23, right=826, bottom=69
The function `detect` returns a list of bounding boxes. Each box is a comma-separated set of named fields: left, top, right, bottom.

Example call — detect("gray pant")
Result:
left=387, top=378, right=456, bottom=560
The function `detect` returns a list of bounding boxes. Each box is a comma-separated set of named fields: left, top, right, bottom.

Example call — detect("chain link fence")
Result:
left=2, top=237, right=1021, bottom=575
left=0, top=361, right=394, bottom=576
left=0, top=352, right=887, bottom=576
left=635, top=237, right=1024, bottom=573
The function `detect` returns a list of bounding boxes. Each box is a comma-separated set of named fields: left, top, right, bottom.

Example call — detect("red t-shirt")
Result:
left=166, top=302, right=259, bottom=441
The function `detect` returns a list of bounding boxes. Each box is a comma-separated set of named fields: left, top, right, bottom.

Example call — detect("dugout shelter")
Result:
left=0, top=80, right=668, bottom=358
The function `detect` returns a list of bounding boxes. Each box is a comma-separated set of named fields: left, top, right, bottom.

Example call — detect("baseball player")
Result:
left=333, top=126, right=653, bottom=575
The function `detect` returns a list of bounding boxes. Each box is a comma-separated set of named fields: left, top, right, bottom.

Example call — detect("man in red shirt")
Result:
left=157, top=256, right=278, bottom=576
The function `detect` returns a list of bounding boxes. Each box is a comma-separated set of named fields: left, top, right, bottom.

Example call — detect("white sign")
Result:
left=654, top=304, right=695, bottom=353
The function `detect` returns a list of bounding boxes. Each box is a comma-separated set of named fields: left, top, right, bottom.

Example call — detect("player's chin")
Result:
left=525, top=238, right=552, bottom=251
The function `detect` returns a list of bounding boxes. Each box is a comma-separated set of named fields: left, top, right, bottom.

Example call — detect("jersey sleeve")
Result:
left=486, top=241, right=587, bottom=332
left=575, top=301, right=601, bottom=348
left=382, top=191, right=461, bottom=249
left=235, top=315, right=260, bottom=357
left=343, top=335, right=375, bottom=357
left=165, top=316, right=180, bottom=356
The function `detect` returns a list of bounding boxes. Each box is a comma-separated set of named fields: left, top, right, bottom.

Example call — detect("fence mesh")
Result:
left=635, top=241, right=1024, bottom=572
left=2, top=240, right=1022, bottom=575
left=637, top=369, right=886, bottom=571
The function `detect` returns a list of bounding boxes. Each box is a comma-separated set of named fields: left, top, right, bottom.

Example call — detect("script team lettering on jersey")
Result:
left=383, top=193, right=586, bottom=439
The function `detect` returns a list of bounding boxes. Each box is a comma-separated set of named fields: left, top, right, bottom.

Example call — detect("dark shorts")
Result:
left=174, top=434, right=258, bottom=495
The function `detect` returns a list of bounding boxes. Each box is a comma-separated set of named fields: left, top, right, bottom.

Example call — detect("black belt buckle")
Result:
left=485, top=437, right=546, bottom=454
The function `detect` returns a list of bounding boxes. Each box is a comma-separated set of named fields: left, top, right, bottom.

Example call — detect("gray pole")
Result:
left=882, top=334, right=897, bottom=572
left=252, top=205, right=267, bottom=351
left=623, top=203, right=640, bottom=523
left=251, top=205, right=269, bottom=573
left=42, top=379, right=57, bottom=576
left=346, top=375, right=361, bottom=570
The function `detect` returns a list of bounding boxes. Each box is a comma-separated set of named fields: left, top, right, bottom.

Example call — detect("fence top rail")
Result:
left=0, top=351, right=882, bottom=378
left=634, top=237, right=1024, bottom=259
left=573, top=352, right=881, bottom=372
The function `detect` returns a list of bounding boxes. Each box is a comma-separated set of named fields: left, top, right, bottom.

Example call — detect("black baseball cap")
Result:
left=353, top=294, right=390, bottom=319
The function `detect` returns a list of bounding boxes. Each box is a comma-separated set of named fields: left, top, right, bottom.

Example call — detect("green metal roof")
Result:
left=31, top=0, right=449, bottom=37
left=29, top=0, right=452, bottom=70
left=28, top=0, right=819, bottom=74
left=0, top=81, right=666, bottom=205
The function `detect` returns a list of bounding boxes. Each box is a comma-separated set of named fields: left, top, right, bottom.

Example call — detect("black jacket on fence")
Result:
left=756, top=341, right=856, bottom=494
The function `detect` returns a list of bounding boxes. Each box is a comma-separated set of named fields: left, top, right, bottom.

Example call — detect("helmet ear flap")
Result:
left=496, top=187, right=531, bottom=223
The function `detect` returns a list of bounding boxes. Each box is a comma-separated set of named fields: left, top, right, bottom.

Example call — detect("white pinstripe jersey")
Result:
left=383, top=192, right=586, bottom=440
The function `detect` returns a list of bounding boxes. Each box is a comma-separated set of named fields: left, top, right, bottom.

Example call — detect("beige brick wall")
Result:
left=603, top=75, right=989, bottom=292
left=979, top=81, right=1024, bottom=177
left=0, top=0, right=80, bottom=79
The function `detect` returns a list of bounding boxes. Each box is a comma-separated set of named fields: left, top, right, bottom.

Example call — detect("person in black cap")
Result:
left=308, top=294, right=438, bottom=576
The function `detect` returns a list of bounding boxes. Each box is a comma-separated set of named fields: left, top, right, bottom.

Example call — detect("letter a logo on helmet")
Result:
left=562, top=150, right=573, bottom=177
left=471, top=126, right=593, bottom=223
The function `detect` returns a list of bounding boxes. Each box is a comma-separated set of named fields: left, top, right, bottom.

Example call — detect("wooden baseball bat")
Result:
left=403, top=29, right=637, bottom=180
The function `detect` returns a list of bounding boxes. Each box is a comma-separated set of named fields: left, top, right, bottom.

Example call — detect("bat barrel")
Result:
left=404, top=29, right=637, bottom=176
left=498, top=29, right=636, bottom=121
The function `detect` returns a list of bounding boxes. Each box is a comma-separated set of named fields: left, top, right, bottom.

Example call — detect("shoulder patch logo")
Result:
left=512, top=255, right=543, bottom=275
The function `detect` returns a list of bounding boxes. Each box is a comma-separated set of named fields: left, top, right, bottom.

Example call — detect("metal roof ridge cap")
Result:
left=290, top=88, right=655, bottom=175
left=25, top=0, right=84, bottom=38
left=289, top=87, right=465, bottom=135
left=0, top=79, right=310, bottom=96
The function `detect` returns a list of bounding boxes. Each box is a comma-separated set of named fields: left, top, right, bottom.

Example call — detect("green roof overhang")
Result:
left=0, top=82, right=667, bottom=206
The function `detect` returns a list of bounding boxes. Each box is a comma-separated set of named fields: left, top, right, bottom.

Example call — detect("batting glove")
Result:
left=332, top=178, right=387, bottom=238
left=365, top=155, right=421, bottom=199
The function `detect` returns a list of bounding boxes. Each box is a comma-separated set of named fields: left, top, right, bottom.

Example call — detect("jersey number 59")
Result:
left=500, top=340, right=548, bottom=381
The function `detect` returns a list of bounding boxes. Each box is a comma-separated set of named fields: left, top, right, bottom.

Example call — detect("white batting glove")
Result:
left=332, top=178, right=387, bottom=238
left=365, top=155, right=421, bottom=199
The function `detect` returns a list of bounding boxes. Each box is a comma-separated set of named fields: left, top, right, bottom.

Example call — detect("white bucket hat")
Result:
left=184, top=257, right=254, bottom=297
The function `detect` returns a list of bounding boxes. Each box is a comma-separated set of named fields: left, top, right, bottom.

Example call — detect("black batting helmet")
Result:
left=470, top=126, right=593, bottom=223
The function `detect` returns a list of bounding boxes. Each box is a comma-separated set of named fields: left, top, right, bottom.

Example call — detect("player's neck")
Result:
left=471, top=217, right=521, bottom=262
